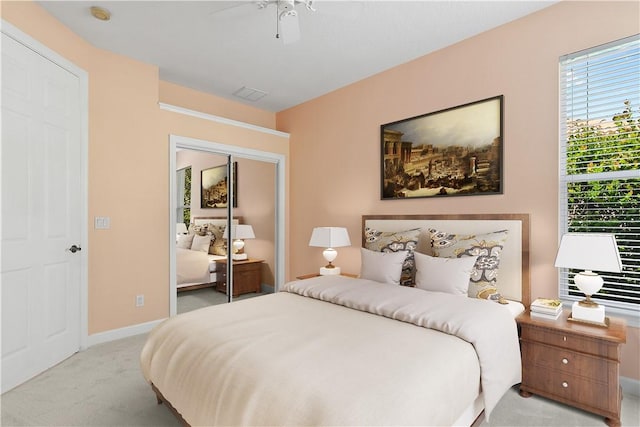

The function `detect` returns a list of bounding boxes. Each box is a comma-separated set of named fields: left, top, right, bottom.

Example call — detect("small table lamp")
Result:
left=176, top=223, right=188, bottom=241
left=223, top=224, right=255, bottom=261
left=309, top=227, right=351, bottom=275
left=554, top=233, right=622, bottom=325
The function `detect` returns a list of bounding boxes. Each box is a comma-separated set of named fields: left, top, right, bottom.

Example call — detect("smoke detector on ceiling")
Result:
left=90, top=6, right=111, bottom=21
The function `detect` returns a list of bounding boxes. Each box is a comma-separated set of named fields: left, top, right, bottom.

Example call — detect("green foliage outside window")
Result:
left=565, top=101, right=639, bottom=305
left=183, top=167, right=191, bottom=226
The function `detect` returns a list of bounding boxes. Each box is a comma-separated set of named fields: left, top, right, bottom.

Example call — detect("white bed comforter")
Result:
left=176, top=247, right=211, bottom=285
left=141, top=276, right=520, bottom=426
left=282, top=276, right=522, bottom=419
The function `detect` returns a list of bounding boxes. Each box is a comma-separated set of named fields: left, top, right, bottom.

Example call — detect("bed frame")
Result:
left=159, top=213, right=530, bottom=426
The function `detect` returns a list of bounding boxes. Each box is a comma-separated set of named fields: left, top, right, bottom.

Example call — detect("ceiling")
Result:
left=37, top=1, right=557, bottom=112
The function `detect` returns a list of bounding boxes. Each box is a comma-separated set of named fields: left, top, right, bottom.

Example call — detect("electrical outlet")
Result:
left=136, top=295, right=144, bottom=307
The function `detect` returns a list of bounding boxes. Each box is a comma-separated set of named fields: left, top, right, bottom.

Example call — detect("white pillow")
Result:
left=414, top=252, right=478, bottom=295
left=359, top=248, right=408, bottom=286
left=191, top=234, right=211, bottom=253
left=177, top=234, right=194, bottom=249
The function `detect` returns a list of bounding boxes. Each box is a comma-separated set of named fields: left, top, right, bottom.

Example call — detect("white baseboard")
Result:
left=84, top=318, right=166, bottom=348
left=621, top=376, right=640, bottom=397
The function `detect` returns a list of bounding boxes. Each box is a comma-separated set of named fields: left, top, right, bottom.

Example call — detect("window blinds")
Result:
left=559, top=34, right=640, bottom=311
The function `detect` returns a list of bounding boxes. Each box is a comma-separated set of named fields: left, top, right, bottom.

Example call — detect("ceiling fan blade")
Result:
left=279, top=11, right=301, bottom=44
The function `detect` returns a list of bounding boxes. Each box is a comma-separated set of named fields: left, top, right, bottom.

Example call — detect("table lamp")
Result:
left=309, top=227, right=351, bottom=275
left=176, top=223, right=188, bottom=241
left=554, top=233, right=622, bottom=324
left=224, top=224, right=255, bottom=260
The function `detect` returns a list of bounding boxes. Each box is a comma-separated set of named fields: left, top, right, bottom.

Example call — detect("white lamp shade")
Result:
left=308, top=227, right=351, bottom=248
left=554, top=233, right=622, bottom=273
left=223, top=224, right=255, bottom=240
left=176, top=223, right=188, bottom=234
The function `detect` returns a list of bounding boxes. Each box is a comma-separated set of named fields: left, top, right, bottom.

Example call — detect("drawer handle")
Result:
left=563, top=336, right=567, bottom=342
left=562, top=381, right=569, bottom=388
left=562, top=358, right=569, bottom=365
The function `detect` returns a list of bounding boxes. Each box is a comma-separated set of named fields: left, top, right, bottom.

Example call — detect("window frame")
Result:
left=558, top=34, right=640, bottom=327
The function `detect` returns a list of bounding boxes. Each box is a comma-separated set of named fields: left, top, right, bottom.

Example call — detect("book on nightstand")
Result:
left=530, top=298, right=563, bottom=319
left=530, top=309, right=562, bottom=320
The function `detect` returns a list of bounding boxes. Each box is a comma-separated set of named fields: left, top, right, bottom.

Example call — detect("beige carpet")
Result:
left=1, top=333, right=178, bottom=427
left=2, top=295, right=638, bottom=426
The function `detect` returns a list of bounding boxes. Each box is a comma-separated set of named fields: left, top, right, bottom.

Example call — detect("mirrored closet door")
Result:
left=173, top=146, right=278, bottom=315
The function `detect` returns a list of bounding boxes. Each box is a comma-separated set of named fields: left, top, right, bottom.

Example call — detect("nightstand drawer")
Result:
left=523, top=365, right=619, bottom=414
left=521, top=325, right=618, bottom=359
left=521, top=341, right=615, bottom=383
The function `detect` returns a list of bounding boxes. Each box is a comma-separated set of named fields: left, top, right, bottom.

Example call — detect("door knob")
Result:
left=68, top=245, right=82, bottom=253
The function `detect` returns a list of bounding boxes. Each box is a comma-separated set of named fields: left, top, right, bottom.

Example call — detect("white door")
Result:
left=1, top=31, right=83, bottom=392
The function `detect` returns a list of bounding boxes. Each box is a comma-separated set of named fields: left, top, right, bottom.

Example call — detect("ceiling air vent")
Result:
left=233, top=86, right=268, bottom=102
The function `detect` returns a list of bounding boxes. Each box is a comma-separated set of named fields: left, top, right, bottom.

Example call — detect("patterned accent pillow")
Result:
left=189, top=223, right=227, bottom=255
left=429, top=229, right=509, bottom=303
left=207, top=224, right=227, bottom=255
left=364, top=227, right=421, bottom=286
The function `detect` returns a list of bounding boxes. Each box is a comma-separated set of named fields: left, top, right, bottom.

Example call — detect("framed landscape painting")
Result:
left=381, top=95, right=503, bottom=200
left=201, top=162, right=238, bottom=208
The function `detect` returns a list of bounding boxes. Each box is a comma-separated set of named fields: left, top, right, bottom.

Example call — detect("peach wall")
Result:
left=176, top=151, right=277, bottom=285
left=237, top=158, right=277, bottom=285
left=159, top=81, right=275, bottom=130
left=277, top=1, right=640, bottom=380
left=87, top=48, right=168, bottom=330
left=1, top=1, right=288, bottom=335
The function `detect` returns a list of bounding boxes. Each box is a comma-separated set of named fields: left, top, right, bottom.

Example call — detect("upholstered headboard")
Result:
left=362, top=214, right=530, bottom=306
left=192, top=216, right=242, bottom=228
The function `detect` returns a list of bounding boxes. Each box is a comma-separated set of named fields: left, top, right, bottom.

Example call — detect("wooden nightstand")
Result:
left=215, top=258, right=263, bottom=297
left=517, top=309, right=626, bottom=427
left=296, top=272, right=358, bottom=280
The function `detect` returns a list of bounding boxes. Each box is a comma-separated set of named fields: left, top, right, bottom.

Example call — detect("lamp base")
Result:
left=570, top=301, right=605, bottom=324
left=233, top=253, right=248, bottom=261
left=320, top=266, right=341, bottom=276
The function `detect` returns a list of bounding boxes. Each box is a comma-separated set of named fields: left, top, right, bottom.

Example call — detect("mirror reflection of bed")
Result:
left=176, top=215, right=275, bottom=313
left=170, top=148, right=278, bottom=313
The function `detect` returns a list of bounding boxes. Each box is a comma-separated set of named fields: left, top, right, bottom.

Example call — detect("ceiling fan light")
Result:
left=279, top=10, right=297, bottom=21
left=279, top=10, right=301, bottom=44
left=278, top=0, right=296, bottom=12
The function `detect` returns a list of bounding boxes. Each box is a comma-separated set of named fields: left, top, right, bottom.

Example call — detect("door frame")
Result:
left=169, top=134, right=286, bottom=316
left=1, top=20, right=89, bottom=349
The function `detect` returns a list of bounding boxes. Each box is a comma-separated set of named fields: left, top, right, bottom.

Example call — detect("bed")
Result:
left=176, top=217, right=241, bottom=292
left=144, top=213, right=530, bottom=426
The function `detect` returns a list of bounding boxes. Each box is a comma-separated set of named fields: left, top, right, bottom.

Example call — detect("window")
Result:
left=559, top=35, right=640, bottom=319
left=177, top=166, right=191, bottom=226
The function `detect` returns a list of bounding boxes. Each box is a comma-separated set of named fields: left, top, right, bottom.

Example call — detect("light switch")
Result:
left=94, top=216, right=111, bottom=230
